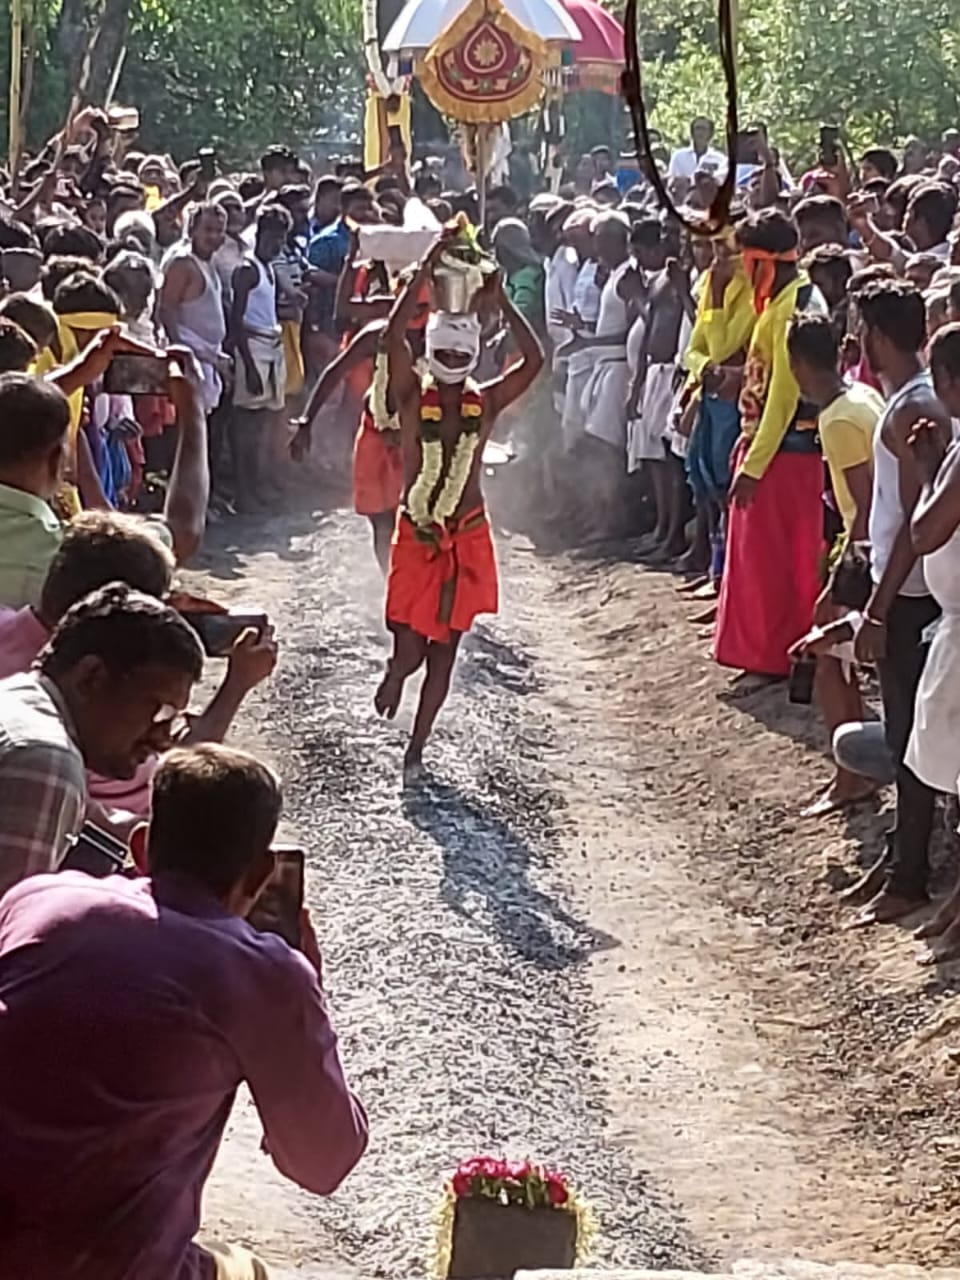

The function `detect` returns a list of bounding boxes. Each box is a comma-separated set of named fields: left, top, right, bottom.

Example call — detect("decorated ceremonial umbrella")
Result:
left=382, top=0, right=579, bottom=59
left=559, top=0, right=623, bottom=93
left=407, top=0, right=557, bottom=214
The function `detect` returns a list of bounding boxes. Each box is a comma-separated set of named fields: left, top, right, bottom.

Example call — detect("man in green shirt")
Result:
left=0, top=375, right=69, bottom=610
left=491, top=217, right=546, bottom=338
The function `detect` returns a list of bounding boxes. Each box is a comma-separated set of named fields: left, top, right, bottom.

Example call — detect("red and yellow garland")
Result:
left=407, top=376, right=484, bottom=529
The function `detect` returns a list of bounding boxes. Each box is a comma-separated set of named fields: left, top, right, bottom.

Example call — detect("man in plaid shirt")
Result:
left=0, top=583, right=204, bottom=898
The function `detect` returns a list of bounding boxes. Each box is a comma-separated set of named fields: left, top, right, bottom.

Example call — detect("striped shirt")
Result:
left=0, top=671, right=85, bottom=900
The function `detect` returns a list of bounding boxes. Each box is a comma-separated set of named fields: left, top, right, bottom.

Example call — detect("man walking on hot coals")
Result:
left=375, top=230, right=544, bottom=780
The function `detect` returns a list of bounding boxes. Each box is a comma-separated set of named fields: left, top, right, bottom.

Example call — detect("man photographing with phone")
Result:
left=0, top=743, right=367, bottom=1279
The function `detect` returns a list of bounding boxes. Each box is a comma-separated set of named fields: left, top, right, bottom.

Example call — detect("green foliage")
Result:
left=632, top=0, right=960, bottom=167
left=0, top=0, right=364, bottom=163
left=3, top=0, right=958, bottom=171
left=120, top=0, right=364, bottom=162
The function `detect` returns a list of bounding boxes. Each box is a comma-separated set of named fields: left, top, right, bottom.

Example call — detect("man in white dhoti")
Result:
left=557, top=213, right=646, bottom=537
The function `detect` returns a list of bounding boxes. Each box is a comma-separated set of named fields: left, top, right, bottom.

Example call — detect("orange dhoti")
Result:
left=353, top=417, right=405, bottom=516
left=386, top=508, right=499, bottom=644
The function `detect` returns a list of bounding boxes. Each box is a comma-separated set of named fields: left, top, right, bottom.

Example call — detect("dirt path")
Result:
left=187, top=507, right=960, bottom=1275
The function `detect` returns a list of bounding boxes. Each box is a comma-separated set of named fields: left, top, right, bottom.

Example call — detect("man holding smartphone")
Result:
left=0, top=583, right=205, bottom=899
left=0, top=743, right=367, bottom=1279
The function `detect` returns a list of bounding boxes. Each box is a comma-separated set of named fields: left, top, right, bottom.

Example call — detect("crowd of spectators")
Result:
left=0, top=98, right=959, bottom=1275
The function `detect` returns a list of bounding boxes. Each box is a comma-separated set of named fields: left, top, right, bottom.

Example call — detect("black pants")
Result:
left=879, top=592, right=941, bottom=897
left=229, top=408, right=266, bottom=510
left=208, top=400, right=232, bottom=495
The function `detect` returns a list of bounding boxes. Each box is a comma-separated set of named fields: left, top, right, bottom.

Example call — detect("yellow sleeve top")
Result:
left=683, top=269, right=757, bottom=385
left=738, top=276, right=810, bottom=481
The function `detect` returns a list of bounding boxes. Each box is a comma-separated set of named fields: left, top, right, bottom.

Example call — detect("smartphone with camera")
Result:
left=788, top=655, right=817, bottom=705
left=104, top=354, right=170, bottom=396
left=179, top=608, right=268, bottom=658
left=736, top=128, right=762, bottom=166
left=247, top=846, right=305, bottom=948
left=819, top=123, right=841, bottom=168
left=60, top=822, right=128, bottom=878
left=197, top=147, right=217, bottom=182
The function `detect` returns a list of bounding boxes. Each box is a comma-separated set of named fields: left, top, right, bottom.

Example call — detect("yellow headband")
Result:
left=60, top=311, right=119, bottom=332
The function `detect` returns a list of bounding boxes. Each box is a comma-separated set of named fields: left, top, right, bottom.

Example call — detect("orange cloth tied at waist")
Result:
left=353, top=407, right=404, bottom=516
left=386, top=507, right=499, bottom=644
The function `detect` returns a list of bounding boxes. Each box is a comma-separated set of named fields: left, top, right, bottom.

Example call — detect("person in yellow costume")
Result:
left=682, top=225, right=757, bottom=586
left=713, top=209, right=827, bottom=680
left=49, top=275, right=122, bottom=513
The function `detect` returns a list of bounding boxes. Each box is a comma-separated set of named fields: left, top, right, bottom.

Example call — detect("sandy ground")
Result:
left=184, top=496, right=960, bottom=1276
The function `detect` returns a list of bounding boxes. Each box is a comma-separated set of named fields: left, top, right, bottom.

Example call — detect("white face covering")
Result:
left=425, top=311, right=482, bottom=384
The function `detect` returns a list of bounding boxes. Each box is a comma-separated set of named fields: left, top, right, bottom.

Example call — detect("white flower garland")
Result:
left=369, top=351, right=396, bottom=431
left=431, top=431, right=482, bottom=523
left=407, top=438, right=445, bottom=526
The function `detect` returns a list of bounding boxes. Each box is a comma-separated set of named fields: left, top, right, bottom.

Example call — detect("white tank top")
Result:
left=166, top=245, right=226, bottom=347
left=595, top=260, right=631, bottom=341
left=242, top=257, right=279, bottom=336
left=869, top=371, right=931, bottom=598
left=572, top=261, right=601, bottom=327
left=626, top=311, right=646, bottom=375
left=923, top=441, right=960, bottom=615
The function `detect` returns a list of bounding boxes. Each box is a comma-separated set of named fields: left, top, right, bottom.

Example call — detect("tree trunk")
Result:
left=86, top=0, right=131, bottom=104
left=55, top=0, right=132, bottom=107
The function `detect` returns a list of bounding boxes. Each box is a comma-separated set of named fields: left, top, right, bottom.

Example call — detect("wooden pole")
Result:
left=8, top=0, right=23, bottom=181
left=476, top=124, right=487, bottom=227
left=104, top=43, right=126, bottom=107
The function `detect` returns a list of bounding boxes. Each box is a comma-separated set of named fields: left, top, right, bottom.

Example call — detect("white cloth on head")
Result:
left=425, top=310, right=482, bottom=356
left=425, top=310, right=482, bottom=382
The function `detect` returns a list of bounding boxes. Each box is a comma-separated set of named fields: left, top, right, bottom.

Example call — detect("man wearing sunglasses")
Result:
left=0, top=581, right=204, bottom=898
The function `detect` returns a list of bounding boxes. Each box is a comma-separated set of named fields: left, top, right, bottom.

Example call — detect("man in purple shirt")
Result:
left=0, top=743, right=368, bottom=1280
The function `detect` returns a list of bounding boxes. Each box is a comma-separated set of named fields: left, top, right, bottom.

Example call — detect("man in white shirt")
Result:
left=667, top=116, right=728, bottom=183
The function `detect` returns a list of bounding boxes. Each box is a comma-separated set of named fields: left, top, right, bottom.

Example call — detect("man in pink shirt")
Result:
left=0, top=743, right=367, bottom=1279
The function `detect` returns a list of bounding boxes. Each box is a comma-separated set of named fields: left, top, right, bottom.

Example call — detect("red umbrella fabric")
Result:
left=561, top=0, right=623, bottom=64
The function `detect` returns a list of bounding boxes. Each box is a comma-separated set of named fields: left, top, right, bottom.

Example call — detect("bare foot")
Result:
left=674, top=552, right=710, bottom=577
left=676, top=576, right=710, bottom=595
left=402, top=743, right=425, bottom=786
left=801, top=779, right=880, bottom=819
left=726, top=671, right=785, bottom=698
left=849, top=886, right=929, bottom=928
left=914, top=893, right=960, bottom=941
left=922, top=918, right=960, bottom=965
left=688, top=604, right=717, bottom=626
left=374, top=666, right=404, bottom=719
left=839, top=856, right=888, bottom=905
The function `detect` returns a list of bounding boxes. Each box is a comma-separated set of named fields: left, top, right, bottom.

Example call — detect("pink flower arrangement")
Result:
left=448, top=1155, right=572, bottom=1209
